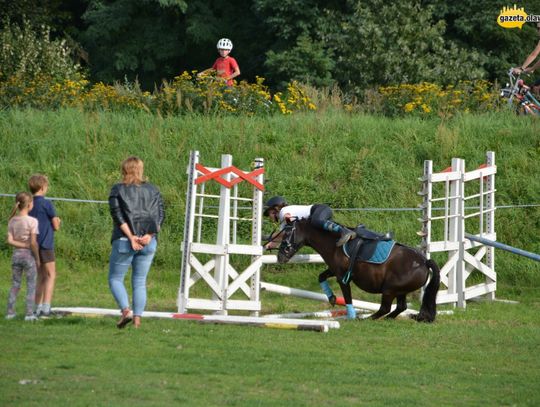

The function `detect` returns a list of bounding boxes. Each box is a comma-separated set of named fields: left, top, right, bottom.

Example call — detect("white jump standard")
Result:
left=177, top=151, right=341, bottom=331
left=418, top=151, right=497, bottom=308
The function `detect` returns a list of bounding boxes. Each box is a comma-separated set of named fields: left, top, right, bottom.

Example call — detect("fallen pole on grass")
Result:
left=52, top=307, right=339, bottom=333
left=263, top=309, right=351, bottom=319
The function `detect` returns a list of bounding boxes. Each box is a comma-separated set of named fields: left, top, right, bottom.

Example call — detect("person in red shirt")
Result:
left=199, top=38, right=240, bottom=86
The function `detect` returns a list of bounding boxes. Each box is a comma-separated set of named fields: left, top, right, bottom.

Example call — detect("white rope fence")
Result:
left=1, top=193, right=539, bottom=211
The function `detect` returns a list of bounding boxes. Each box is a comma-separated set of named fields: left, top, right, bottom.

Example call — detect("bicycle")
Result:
left=500, top=68, right=540, bottom=115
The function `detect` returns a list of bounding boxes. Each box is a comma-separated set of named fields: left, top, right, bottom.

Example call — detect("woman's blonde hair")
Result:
left=121, top=156, right=146, bottom=185
left=9, top=192, right=33, bottom=219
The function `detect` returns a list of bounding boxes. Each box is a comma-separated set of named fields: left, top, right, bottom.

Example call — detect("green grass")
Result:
left=0, top=108, right=540, bottom=405
left=1, top=300, right=539, bottom=406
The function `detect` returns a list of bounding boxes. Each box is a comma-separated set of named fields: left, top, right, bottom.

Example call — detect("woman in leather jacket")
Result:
left=108, top=156, right=165, bottom=329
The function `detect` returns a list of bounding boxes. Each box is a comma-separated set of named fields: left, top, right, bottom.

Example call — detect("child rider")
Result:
left=263, top=196, right=356, bottom=249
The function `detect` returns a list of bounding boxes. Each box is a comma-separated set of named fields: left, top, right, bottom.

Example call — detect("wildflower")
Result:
left=404, top=102, right=415, bottom=112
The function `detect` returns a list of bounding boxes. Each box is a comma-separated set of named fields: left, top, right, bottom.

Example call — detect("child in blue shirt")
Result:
left=28, top=174, right=61, bottom=317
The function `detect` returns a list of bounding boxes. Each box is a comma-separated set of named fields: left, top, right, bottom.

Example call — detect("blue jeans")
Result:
left=108, top=237, right=157, bottom=316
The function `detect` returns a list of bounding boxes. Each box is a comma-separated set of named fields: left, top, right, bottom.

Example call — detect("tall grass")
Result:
left=0, top=108, right=539, bottom=306
left=1, top=108, right=539, bottom=406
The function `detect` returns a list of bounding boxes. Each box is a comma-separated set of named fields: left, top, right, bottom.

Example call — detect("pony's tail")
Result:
left=415, top=259, right=440, bottom=323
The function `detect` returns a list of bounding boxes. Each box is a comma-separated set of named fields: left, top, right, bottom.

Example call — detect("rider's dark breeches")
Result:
left=309, top=204, right=333, bottom=228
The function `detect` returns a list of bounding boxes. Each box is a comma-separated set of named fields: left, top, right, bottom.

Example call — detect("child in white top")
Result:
left=6, top=192, right=40, bottom=320
left=263, top=196, right=356, bottom=249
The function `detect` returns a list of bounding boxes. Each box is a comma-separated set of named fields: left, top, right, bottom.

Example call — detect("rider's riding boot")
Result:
left=337, top=228, right=357, bottom=246
left=322, top=221, right=357, bottom=246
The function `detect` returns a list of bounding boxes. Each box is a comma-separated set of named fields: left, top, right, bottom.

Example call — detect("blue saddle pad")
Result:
left=343, top=239, right=396, bottom=264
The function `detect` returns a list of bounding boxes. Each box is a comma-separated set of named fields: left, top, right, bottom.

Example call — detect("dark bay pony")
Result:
left=277, top=219, right=440, bottom=322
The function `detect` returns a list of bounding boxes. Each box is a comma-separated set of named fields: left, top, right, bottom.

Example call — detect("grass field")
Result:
left=1, top=299, right=539, bottom=406
left=0, top=108, right=539, bottom=405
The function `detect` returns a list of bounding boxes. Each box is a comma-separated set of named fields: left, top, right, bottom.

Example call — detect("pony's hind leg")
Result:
left=370, top=292, right=395, bottom=320
left=384, top=295, right=407, bottom=319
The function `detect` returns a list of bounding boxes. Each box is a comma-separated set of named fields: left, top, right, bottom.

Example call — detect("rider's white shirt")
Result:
left=279, top=205, right=313, bottom=228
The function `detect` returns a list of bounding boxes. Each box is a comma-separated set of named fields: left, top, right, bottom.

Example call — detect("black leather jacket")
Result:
left=108, top=182, right=165, bottom=242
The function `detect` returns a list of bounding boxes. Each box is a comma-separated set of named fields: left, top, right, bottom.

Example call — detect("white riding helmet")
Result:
left=217, top=38, right=233, bottom=51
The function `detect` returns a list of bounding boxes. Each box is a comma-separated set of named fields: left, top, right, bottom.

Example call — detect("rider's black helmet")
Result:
left=263, top=196, right=287, bottom=216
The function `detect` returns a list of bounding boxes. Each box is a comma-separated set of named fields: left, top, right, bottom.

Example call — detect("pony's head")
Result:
left=277, top=220, right=306, bottom=263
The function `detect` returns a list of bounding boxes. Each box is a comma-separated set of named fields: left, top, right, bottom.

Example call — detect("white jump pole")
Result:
left=52, top=307, right=339, bottom=332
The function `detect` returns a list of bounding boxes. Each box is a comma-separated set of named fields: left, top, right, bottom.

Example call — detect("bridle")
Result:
left=264, top=227, right=286, bottom=250
left=279, top=221, right=301, bottom=259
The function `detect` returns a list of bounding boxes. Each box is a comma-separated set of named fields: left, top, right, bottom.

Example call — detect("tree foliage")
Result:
left=332, top=0, right=486, bottom=93
left=80, top=0, right=187, bottom=88
left=2, top=0, right=540, bottom=90
left=424, top=0, right=540, bottom=81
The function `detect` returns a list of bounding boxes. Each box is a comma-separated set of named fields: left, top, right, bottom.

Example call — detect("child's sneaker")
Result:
left=24, top=314, right=38, bottom=322
left=5, top=313, right=16, bottom=320
left=35, top=304, right=43, bottom=317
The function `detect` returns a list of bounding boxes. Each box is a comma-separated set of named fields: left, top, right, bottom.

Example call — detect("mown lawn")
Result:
left=1, top=297, right=539, bottom=406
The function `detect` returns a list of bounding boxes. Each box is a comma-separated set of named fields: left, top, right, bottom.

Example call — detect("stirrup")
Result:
left=336, top=230, right=356, bottom=247
left=342, top=270, right=353, bottom=285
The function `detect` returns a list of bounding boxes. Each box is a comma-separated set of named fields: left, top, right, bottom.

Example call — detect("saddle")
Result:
left=341, top=225, right=395, bottom=284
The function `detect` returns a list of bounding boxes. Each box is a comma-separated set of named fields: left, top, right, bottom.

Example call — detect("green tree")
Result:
left=424, top=0, right=540, bottom=82
left=180, top=0, right=269, bottom=83
left=80, top=0, right=267, bottom=88
left=332, top=0, right=485, bottom=93
left=254, top=0, right=344, bottom=88
left=80, top=0, right=187, bottom=88
left=265, top=34, right=335, bottom=88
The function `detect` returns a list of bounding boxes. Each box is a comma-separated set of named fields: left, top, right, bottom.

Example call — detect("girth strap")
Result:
left=342, top=238, right=363, bottom=284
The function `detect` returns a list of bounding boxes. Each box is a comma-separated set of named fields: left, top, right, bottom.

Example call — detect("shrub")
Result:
left=0, top=19, right=80, bottom=83
left=0, top=70, right=317, bottom=115
left=375, top=80, right=502, bottom=117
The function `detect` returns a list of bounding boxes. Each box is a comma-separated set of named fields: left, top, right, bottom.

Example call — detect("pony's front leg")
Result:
left=318, top=269, right=336, bottom=306
left=338, top=281, right=356, bottom=319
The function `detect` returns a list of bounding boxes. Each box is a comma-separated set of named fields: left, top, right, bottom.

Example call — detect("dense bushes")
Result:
left=0, top=72, right=317, bottom=115
left=0, top=16, right=509, bottom=117
left=1, top=70, right=505, bottom=117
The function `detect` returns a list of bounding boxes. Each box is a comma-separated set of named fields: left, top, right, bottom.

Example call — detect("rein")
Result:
left=264, top=227, right=287, bottom=251
left=266, top=216, right=300, bottom=251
